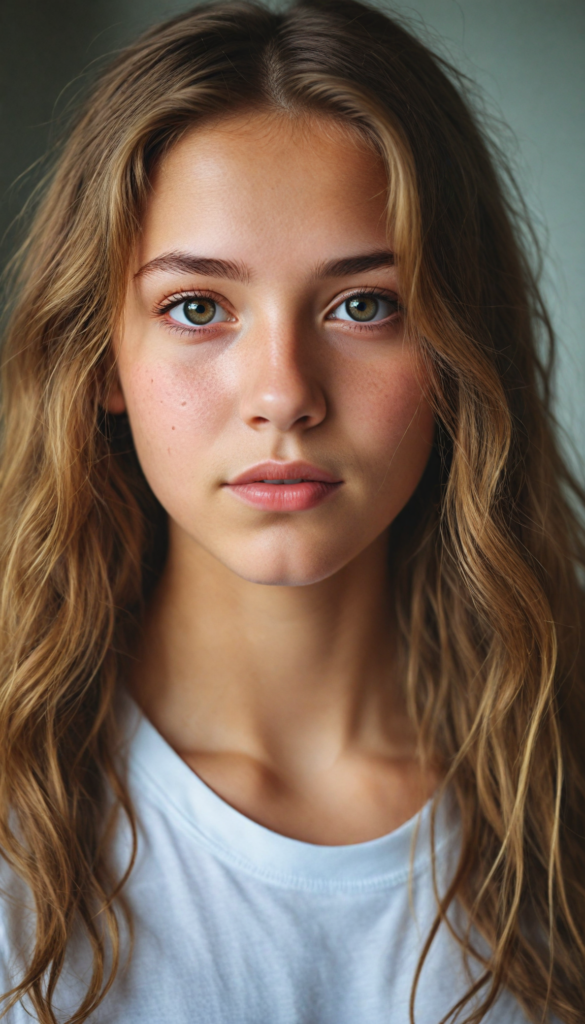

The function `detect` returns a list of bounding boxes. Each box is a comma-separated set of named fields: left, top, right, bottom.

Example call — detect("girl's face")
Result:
left=113, top=113, right=434, bottom=585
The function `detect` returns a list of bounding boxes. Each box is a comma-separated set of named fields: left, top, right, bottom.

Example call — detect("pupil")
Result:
left=347, top=296, right=378, bottom=322
left=184, top=299, right=216, bottom=325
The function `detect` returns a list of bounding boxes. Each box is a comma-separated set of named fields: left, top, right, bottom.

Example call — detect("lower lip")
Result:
left=225, top=481, right=342, bottom=512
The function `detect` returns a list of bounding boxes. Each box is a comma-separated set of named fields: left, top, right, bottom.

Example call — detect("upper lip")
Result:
left=226, top=461, right=342, bottom=485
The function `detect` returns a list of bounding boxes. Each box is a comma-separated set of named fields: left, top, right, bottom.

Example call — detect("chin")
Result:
left=220, top=542, right=348, bottom=588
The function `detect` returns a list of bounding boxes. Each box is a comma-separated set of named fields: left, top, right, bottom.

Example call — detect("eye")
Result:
left=168, top=297, right=230, bottom=327
left=329, top=293, right=398, bottom=323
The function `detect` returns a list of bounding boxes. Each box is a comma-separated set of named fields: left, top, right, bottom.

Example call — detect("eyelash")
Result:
left=327, top=286, right=402, bottom=333
left=153, top=289, right=231, bottom=336
left=153, top=287, right=402, bottom=336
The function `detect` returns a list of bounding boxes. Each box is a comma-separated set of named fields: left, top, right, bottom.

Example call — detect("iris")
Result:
left=184, top=299, right=216, bottom=325
left=345, top=296, right=379, bottom=321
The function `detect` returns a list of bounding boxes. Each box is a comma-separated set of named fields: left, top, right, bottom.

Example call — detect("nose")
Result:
left=238, top=320, right=327, bottom=433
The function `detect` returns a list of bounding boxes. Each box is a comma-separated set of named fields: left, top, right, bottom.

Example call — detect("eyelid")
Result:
left=153, top=288, right=236, bottom=321
left=152, top=285, right=401, bottom=332
left=325, top=287, right=401, bottom=321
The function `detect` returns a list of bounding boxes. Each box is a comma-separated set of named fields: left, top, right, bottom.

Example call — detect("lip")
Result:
left=227, top=461, right=341, bottom=486
left=224, top=461, right=343, bottom=512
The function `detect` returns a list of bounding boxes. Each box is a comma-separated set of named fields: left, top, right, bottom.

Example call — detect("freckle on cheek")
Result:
left=131, top=362, right=225, bottom=435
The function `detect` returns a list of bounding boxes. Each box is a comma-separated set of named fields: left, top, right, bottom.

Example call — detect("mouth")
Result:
left=226, top=461, right=342, bottom=486
left=224, top=461, right=343, bottom=512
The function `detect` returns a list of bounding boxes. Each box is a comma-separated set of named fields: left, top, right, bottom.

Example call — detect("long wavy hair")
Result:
left=0, top=1, right=583, bottom=1022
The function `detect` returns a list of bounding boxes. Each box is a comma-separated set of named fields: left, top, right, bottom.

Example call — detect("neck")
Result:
left=130, top=523, right=415, bottom=775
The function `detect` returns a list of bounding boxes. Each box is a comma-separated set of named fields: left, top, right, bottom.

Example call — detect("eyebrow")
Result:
left=134, top=248, right=395, bottom=283
left=315, top=250, right=395, bottom=278
left=135, top=252, right=251, bottom=284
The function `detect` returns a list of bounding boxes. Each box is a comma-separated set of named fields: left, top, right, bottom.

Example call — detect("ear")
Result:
left=105, top=373, right=127, bottom=415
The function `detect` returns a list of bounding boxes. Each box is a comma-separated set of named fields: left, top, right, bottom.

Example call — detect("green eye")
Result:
left=167, top=296, right=231, bottom=329
left=345, top=296, right=379, bottom=321
left=184, top=299, right=217, bottom=325
left=329, top=293, right=398, bottom=325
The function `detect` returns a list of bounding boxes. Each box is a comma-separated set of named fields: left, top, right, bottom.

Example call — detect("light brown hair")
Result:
left=0, top=2, right=584, bottom=1021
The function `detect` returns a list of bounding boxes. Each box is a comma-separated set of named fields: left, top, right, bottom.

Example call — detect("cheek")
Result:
left=119, top=358, right=229, bottom=495
left=338, top=355, right=435, bottom=528
left=346, top=359, right=434, bottom=460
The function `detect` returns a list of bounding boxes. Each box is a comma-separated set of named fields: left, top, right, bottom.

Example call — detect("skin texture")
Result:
left=112, top=112, right=437, bottom=844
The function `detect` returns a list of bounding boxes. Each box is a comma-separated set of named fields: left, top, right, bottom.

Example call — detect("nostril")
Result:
left=240, top=378, right=327, bottom=433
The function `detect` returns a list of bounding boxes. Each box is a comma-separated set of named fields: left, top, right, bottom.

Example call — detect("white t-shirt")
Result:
left=0, top=691, right=536, bottom=1023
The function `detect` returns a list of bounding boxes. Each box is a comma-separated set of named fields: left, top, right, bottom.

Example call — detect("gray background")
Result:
left=1, top=0, right=583, bottom=470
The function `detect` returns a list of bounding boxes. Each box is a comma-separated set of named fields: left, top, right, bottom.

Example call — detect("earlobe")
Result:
left=105, top=377, right=127, bottom=415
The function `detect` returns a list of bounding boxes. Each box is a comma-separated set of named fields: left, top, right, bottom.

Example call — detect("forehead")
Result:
left=138, top=113, right=390, bottom=274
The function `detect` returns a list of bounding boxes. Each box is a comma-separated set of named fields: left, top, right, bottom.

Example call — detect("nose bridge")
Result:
left=238, top=309, right=326, bottom=433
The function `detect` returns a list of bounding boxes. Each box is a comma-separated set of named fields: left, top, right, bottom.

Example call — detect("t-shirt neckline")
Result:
left=118, top=687, right=455, bottom=893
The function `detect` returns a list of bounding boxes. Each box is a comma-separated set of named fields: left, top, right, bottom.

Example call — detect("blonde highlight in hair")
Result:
left=0, top=2, right=583, bottom=1022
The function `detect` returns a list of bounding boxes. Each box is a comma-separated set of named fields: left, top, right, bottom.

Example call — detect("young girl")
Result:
left=0, top=1, right=583, bottom=1022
